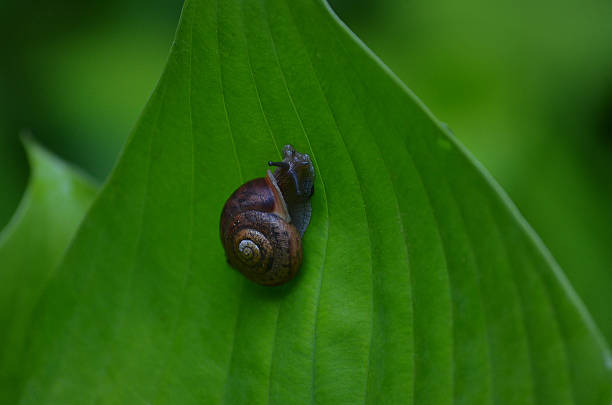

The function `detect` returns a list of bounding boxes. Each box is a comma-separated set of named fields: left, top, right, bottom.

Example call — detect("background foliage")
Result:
left=0, top=139, right=97, bottom=403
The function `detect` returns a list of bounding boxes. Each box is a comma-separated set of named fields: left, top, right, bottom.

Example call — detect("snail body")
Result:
left=220, top=145, right=314, bottom=286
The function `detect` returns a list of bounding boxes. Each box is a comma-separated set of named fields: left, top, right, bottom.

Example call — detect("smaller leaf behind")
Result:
left=0, top=137, right=98, bottom=404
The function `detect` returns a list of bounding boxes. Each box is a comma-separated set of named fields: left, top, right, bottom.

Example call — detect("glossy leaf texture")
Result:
left=0, top=139, right=97, bottom=404
left=15, top=0, right=612, bottom=403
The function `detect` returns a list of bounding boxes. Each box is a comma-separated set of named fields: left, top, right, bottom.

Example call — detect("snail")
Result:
left=220, top=145, right=315, bottom=286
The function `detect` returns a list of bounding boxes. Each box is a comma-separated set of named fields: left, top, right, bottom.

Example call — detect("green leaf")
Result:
left=14, top=0, right=612, bottom=403
left=328, top=0, right=612, bottom=347
left=0, top=138, right=97, bottom=404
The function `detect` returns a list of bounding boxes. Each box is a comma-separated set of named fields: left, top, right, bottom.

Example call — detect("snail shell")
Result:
left=220, top=145, right=314, bottom=286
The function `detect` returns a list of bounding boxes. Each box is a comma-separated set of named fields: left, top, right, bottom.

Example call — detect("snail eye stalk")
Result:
left=268, top=161, right=289, bottom=169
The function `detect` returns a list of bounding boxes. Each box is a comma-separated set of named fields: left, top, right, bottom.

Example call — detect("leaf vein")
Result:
left=149, top=2, right=198, bottom=401
left=281, top=2, right=376, bottom=403
left=261, top=1, right=332, bottom=403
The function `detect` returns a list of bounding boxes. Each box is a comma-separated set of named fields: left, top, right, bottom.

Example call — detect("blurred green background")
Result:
left=1, top=0, right=610, bottom=341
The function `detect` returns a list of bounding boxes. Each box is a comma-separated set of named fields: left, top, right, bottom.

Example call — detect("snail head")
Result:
left=268, top=144, right=314, bottom=201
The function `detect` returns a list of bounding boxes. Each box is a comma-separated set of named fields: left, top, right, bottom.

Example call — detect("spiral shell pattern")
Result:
left=237, top=238, right=262, bottom=264
left=222, top=210, right=302, bottom=285
left=233, top=229, right=270, bottom=271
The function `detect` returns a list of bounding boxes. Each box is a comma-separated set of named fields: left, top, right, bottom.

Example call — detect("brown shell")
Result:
left=220, top=172, right=302, bottom=285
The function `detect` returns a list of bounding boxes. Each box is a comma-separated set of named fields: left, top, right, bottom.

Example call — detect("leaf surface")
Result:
left=15, top=0, right=612, bottom=404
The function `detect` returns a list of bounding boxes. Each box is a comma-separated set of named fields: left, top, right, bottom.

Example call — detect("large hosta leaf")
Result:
left=14, top=0, right=612, bottom=403
left=0, top=139, right=97, bottom=403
